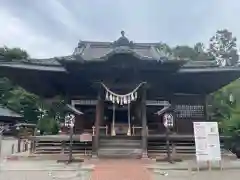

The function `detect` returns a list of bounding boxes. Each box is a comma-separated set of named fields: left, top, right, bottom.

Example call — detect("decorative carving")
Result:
left=112, top=31, right=134, bottom=48
left=77, top=40, right=85, bottom=48
left=175, top=104, right=204, bottom=118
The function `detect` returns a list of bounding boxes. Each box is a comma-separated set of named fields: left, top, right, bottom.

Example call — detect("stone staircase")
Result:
left=34, top=140, right=92, bottom=155
left=147, top=136, right=227, bottom=158
left=148, top=139, right=195, bottom=157
left=98, top=136, right=142, bottom=158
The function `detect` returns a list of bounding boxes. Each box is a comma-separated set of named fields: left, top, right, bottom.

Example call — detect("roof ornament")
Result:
left=121, top=30, right=125, bottom=37
left=77, top=40, right=85, bottom=48
left=73, top=40, right=86, bottom=55
left=112, top=30, right=133, bottom=47
left=156, top=46, right=175, bottom=61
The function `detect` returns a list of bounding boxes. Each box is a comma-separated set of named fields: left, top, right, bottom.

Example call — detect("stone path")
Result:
left=89, top=159, right=152, bottom=180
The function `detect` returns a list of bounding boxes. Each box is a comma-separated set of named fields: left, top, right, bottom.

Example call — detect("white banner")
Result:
left=193, top=122, right=221, bottom=162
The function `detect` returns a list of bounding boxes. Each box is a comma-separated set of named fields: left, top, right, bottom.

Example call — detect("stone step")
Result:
left=98, top=153, right=142, bottom=159
left=100, top=136, right=141, bottom=140
left=98, top=148, right=142, bottom=158
left=100, top=139, right=141, bottom=143
left=100, top=144, right=141, bottom=149
left=35, top=150, right=86, bottom=154
left=100, top=140, right=141, bottom=146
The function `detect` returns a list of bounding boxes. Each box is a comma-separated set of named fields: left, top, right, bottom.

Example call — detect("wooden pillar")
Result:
left=74, top=115, right=84, bottom=134
left=92, top=87, right=103, bottom=158
left=204, top=94, right=209, bottom=121
left=141, top=85, right=148, bottom=158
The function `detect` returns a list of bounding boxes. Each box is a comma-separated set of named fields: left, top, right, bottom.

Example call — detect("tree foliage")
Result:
left=209, top=29, right=239, bottom=66
left=0, top=46, right=64, bottom=133
left=0, top=46, right=29, bottom=60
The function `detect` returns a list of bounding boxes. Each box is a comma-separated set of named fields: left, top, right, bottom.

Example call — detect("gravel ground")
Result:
left=153, top=169, right=240, bottom=180
left=0, top=161, right=93, bottom=180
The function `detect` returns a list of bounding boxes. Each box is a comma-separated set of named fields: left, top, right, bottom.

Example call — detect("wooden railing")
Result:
left=132, top=125, right=142, bottom=135
left=92, top=125, right=108, bottom=136
left=132, top=126, right=149, bottom=136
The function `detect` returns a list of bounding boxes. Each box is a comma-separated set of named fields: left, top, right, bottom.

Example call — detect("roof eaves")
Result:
left=0, top=62, right=66, bottom=72
left=149, top=46, right=163, bottom=61
left=0, top=106, right=22, bottom=118
left=95, top=46, right=154, bottom=61
left=179, top=67, right=240, bottom=73
left=183, top=60, right=219, bottom=68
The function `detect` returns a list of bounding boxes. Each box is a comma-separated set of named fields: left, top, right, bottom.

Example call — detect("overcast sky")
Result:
left=0, top=0, right=239, bottom=58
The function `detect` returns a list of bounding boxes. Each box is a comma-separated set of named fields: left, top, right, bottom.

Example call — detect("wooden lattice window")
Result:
left=175, top=104, right=204, bottom=118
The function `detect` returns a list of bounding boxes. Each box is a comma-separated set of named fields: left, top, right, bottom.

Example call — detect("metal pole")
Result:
left=166, top=127, right=172, bottom=163
left=111, top=104, right=116, bottom=136
left=127, top=103, right=131, bottom=136
left=68, top=126, right=74, bottom=163
left=0, top=128, right=3, bottom=158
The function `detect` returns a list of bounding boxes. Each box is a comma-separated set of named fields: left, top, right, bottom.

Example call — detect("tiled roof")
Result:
left=0, top=106, right=22, bottom=118
left=0, top=31, right=222, bottom=69
left=72, top=40, right=171, bottom=61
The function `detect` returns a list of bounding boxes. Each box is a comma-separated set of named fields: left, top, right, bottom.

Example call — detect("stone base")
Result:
left=141, top=151, right=149, bottom=159
left=91, top=154, right=99, bottom=160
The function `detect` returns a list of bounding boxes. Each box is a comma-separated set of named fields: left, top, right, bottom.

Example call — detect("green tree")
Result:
left=0, top=46, right=29, bottom=60
left=208, top=29, right=239, bottom=66
left=5, top=86, right=41, bottom=123
left=171, top=43, right=213, bottom=61
left=172, top=45, right=196, bottom=60
left=193, top=42, right=214, bottom=61
left=0, top=78, right=15, bottom=105
left=0, top=47, right=41, bottom=124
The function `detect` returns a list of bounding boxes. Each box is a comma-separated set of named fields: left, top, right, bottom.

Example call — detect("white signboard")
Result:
left=193, top=122, right=221, bottom=162
left=206, top=122, right=221, bottom=161
left=80, top=133, right=92, bottom=142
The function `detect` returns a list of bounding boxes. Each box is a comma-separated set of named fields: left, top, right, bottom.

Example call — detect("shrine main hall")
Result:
left=1, top=31, right=240, bottom=158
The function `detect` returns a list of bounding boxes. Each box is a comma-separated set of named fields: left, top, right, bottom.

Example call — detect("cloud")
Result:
left=0, top=0, right=240, bottom=58
left=0, top=9, right=72, bottom=58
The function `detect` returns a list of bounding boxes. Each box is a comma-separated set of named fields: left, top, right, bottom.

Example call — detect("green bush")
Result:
left=220, top=113, right=240, bottom=149
left=37, top=117, right=59, bottom=135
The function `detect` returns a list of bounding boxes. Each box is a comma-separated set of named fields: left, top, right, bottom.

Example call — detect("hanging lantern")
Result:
left=229, top=93, right=234, bottom=103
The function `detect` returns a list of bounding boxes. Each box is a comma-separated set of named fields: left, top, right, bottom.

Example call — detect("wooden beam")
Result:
left=141, top=84, right=148, bottom=159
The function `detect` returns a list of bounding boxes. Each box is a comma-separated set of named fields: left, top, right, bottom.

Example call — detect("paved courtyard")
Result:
left=0, top=160, right=93, bottom=180
left=0, top=159, right=240, bottom=180
left=1, top=140, right=240, bottom=180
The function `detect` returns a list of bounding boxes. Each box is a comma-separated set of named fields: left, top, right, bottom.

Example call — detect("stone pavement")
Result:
left=88, top=159, right=152, bottom=180
left=148, top=159, right=240, bottom=180
left=152, top=169, right=240, bottom=180
left=0, top=160, right=93, bottom=180
left=1, top=158, right=240, bottom=180
left=148, top=159, right=240, bottom=171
